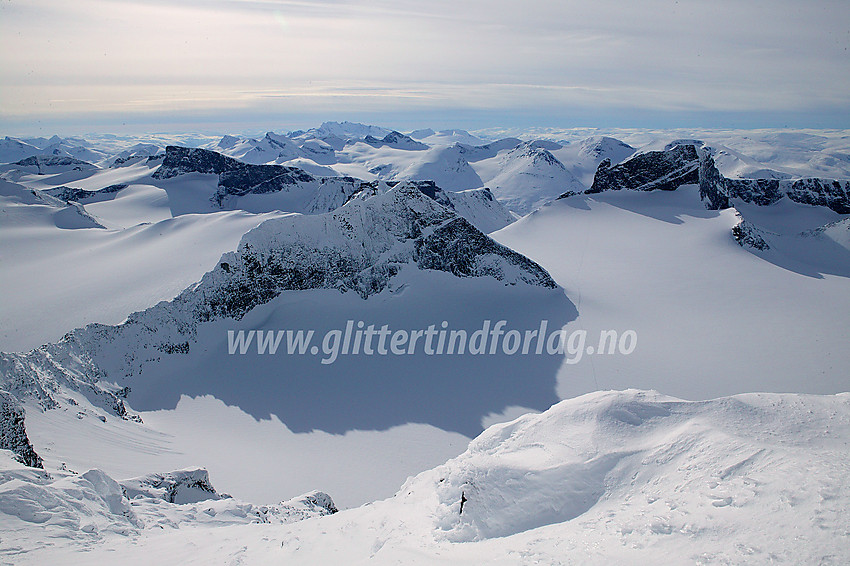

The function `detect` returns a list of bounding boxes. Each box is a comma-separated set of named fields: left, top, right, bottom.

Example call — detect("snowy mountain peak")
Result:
left=507, top=142, right=566, bottom=169
left=365, top=130, right=429, bottom=150
left=316, top=121, right=391, bottom=140
left=578, top=135, right=636, bottom=162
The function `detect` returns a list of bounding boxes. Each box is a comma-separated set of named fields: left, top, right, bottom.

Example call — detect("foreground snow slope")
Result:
left=14, top=389, right=849, bottom=565
left=493, top=185, right=850, bottom=400
left=0, top=451, right=337, bottom=559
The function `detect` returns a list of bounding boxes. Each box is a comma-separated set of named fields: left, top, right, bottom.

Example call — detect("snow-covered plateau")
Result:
left=0, top=123, right=848, bottom=564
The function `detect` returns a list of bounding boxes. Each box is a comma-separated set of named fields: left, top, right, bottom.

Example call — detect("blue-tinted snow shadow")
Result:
left=123, top=272, right=577, bottom=437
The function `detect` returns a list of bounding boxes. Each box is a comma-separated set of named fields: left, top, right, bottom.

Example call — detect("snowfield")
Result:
left=4, top=390, right=848, bottom=565
left=1, top=123, right=849, bottom=564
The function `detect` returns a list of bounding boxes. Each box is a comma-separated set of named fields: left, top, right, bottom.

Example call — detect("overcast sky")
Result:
left=1, top=0, right=848, bottom=134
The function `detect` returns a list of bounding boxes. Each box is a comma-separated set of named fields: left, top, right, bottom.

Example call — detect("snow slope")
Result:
left=9, top=389, right=849, bottom=565
left=493, top=185, right=850, bottom=400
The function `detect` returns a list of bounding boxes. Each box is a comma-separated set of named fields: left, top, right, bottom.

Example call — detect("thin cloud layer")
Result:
left=1, top=0, right=848, bottom=131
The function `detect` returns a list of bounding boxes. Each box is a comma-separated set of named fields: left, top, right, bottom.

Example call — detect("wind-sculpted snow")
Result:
left=290, top=390, right=849, bottom=563
left=120, top=468, right=222, bottom=504
left=0, top=452, right=337, bottom=556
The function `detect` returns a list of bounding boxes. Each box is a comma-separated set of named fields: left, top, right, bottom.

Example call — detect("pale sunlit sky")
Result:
left=1, top=0, right=848, bottom=135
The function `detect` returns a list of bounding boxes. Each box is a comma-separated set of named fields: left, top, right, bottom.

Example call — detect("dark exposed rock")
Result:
left=152, top=146, right=245, bottom=179
left=786, top=178, right=850, bottom=214
left=557, top=143, right=850, bottom=216
left=699, top=151, right=850, bottom=214
left=13, top=155, right=96, bottom=174
left=585, top=144, right=700, bottom=194
left=732, top=220, right=771, bottom=251
left=45, top=183, right=127, bottom=204
left=0, top=390, right=43, bottom=468
left=197, top=183, right=555, bottom=321
left=361, top=131, right=428, bottom=150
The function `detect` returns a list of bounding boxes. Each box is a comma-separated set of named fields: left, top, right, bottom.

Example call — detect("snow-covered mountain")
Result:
left=360, top=130, right=429, bottom=150
left=0, top=181, right=562, bottom=424
left=1, top=124, right=849, bottom=564
left=473, top=141, right=585, bottom=214
left=367, top=144, right=485, bottom=191
left=0, top=137, right=44, bottom=164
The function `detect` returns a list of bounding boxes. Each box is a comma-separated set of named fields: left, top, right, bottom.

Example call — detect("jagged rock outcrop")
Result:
left=198, top=183, right=554, bottom=321
left=0, top=391, right=43, bottom=468
left=152, top=146, right=245, bottom=179
left=699, top=151, right=850, bottom=214
left=558, top=144, right=850, bottom=216
left=784, top=178, right=850, bottom=214
left=45, top=184, right=127, bottom=204
left=363, top=131, right=429, bottom=150
left=585, top=144, right=700, bottom=194
left=731, top=219, right=771, bottom=251
left=11, top=155, right=96, bottom=174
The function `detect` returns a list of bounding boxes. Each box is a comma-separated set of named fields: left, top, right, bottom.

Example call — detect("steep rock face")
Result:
left=152, top=146, right=246, bottom=179
left=699, top=151, right=850, bottom=214
left=562, top=144, right=850, bottom=216
left=586, top=144, right=700, bottom=194
left=0, top=391, right=43, bottom=468
left=785, top=178, right=850, bottom=214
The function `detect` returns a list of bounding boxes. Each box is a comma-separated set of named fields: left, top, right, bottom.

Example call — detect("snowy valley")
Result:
left=0, top=123, right=848, bottom=564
